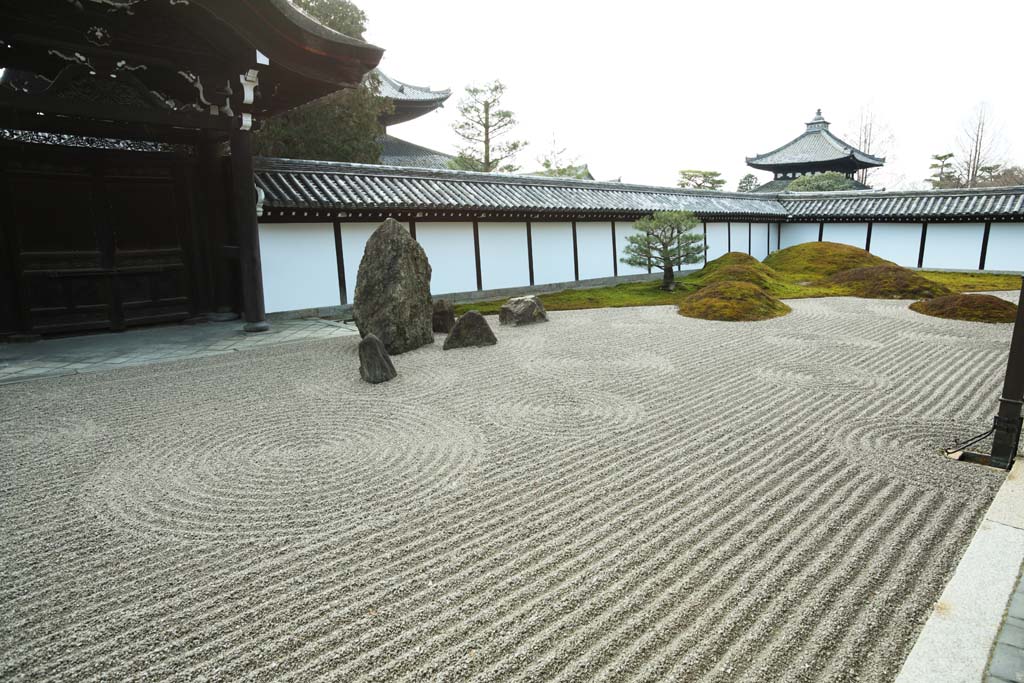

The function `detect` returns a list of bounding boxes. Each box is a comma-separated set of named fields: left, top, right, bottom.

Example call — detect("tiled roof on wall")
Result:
left=779, top=187, right=1024, bottom=220
left=254, top=158, right=788, bottom=218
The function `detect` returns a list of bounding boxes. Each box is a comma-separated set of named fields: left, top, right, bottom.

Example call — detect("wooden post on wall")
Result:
left=703, top=222, right=708, bottom=265
left=865, top=222, right=873, bottom=252
left=747, top=222, right=752, bottom=256
left=472, top=221, right=482, bottom=290
left=333, top=220, right=347, bottom=305
left=409, top=219, right=417, bottom=240
left=230, top=127, right=269, bottom=332
left=526, top=221, right=535, bottom=285
left=818, top=222, right=824, bottom=242
left=571, top=220, right=580, bottom=280
left=727, top=222, right=731, bottom=252
left=980, top=221, right=991, bottom=270
left=917, top=222, right=928, bottom=268
left=611, top=221, right=618, bottom=277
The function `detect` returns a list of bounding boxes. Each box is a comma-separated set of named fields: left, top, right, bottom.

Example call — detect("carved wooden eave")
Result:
left=0, top=0, right=384, bottom=137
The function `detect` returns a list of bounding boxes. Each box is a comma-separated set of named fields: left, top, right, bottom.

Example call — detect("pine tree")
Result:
left=620, top=211, right=705, bottom=291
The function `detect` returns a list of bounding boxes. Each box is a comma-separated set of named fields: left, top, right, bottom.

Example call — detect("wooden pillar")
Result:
left=526, top=221, right=535, bottom=286
left=917, top=222, right=928, bottom=269
left=333, top=221, right=347, bottom=305
left=991, top=280, right=1024, bottom=469
left=230, top=128, right=268, bottom=332
left=472, top=221, right=482, bottom=291
left=865, top=222, right=873, bottom=252
left=611, top=221, right=618, bottom=277
left=703, top=222, right=708, bottom=265
left=979, top=222, right=991, bottom=270
left=571, top=220, right=581, bottom=280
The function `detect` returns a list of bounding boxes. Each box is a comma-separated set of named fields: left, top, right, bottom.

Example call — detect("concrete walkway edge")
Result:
left=896, top=460, right=1024, bottom=683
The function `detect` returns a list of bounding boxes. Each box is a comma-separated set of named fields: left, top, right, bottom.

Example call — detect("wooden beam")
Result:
left=727, top=221, right=731, bottom=252
left=333, top=220, right=347, bottom=305
left=526, top=221, right=535, bottom=286
left=472, top=221, right=482, bottom=290
left=917, top=222, right=928, bottom=269
left=818, top=221, right=824, bottom=242
left=865, top=222, right=873, bottom=252
left=748, top=222, right=752, bottom=256
left=571, top=220, right=580, bottom=280
left=409, top=219, right=417, bottom=240
left=230, top=128, right=268, bottom=332
left=703, top=222, right=708, bottom=265
left=611, top=221, right=618, bottom=277
left=980, top=221, right=991, bottom=270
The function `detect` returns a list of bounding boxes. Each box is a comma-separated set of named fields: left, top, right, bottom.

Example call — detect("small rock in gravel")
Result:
left=358, top=334, right=397, bottom=384
left=443, top=311, right=497, bottom=350
left=499, top=295, right=548, bottom=326
left=432, top=299, right=456, bottom=333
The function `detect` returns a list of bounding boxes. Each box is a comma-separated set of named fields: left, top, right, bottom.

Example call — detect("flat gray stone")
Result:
left=989, top=643, right=1024, bottom=682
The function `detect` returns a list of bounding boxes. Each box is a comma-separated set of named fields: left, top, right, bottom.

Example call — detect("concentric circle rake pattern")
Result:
left=0, top=298, right=1010, bottom=682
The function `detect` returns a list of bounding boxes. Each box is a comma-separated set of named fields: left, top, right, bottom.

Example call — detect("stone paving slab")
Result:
left=0, top=318, right=357, bottom=384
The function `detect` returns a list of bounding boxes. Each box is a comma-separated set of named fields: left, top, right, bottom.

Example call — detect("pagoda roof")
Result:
left=377, top=70, right=450, bottom=126
left=379, top=134, right=454, bottom=169
left=746, top=110, right=885, bottom=172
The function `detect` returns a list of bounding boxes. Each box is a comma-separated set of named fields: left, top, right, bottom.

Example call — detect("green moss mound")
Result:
left=828, top=265, right=953, bottom=299
left=688, top=251, right=783, bottom=288
left=678, top=281, right=791, bottom=322
left=764, top=241, right=892, bottom=279
left=910, top=294, right=1018, bottom=323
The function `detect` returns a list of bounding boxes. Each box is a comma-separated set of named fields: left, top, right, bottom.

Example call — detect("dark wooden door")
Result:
left=1, top=145, right=195, bottom=335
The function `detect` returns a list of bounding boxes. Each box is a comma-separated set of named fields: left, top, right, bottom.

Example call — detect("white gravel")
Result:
left=0, top=297, right=1012, bottom=682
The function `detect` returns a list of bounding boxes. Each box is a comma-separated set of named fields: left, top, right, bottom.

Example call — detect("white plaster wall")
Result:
left=339, top=221, right=410, bottom=304
left=870, top=222, right=924, bottom=267
left=533, top=221, right=577, bottom=283
left=985, top=223, right=1024, bottom=272
left=769, top=223, right=780, bottom=254
left=922, top=223, right=985, bottom=270
left=750, top=223, right=769, bottom=261
left=780, top=223, right=819, bottom=249
left=416, top=221, right=478, bottom=294
left=576, top=221, right=615, bottom=280
left=729, top=222, right=750, bottom=255
left=705, top=222, right=729, bottom=262
left=823, top=223, right=869, bottom=249
left=478, top=222, right=530, bottom=290
left=681, top=225, right=704, bottom=271
left=259, top=222, right=339, bottom=313
left=614, top=221, right=649, bottom=276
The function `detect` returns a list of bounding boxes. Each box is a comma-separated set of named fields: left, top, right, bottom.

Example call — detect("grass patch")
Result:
left=910, top=294, right=1018, bottom=323
left=827, top=265, right=952, bottom=299
left=454, top=278, right=696, bottom=316
left=678, top=281, right=791, bottom=322
left=763, top=241, right=891, bottom=280
left=918, top=270, right=1023, bottom=293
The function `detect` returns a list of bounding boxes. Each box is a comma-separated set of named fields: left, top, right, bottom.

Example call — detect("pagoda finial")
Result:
left=806, top=109, right=830, bottom=132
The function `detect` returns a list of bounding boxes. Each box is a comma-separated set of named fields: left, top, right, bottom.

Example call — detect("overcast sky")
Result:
left=355, top=0, right=1023, bottom=190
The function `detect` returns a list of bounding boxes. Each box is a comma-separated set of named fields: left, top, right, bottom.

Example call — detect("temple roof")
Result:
left=379, top=134, right=454, bottom=169
left=779, top=186, right=1024, bottom=220
left=751, top=176, right=871, bottom=193
left=376, top=70, right=450, bottom=126
left=747, top=110, right=885, bottom=173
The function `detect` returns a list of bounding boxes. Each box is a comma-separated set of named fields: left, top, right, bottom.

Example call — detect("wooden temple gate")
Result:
left=0, top=0, right=382, bottom=337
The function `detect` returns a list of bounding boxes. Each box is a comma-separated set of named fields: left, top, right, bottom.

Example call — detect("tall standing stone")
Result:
left=353, top=219, right=433, bottom=354
left=432, top=299, right=456, bottom=333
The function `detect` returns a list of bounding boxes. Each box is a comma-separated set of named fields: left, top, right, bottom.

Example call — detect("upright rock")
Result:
left=353, top=219, right=433, bottom=354
left=443, top=311, right=497, bottom=350
left=499, top=295, right=549, bottom=326
left=358, top=334, right=397, bottom=384
left=432, top=299, right=456, bottom=333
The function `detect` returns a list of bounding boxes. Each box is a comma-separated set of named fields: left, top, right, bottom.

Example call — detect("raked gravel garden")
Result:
left=0, top=292, right=1015, bottom=682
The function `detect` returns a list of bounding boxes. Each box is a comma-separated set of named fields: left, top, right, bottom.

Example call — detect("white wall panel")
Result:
left=823, top=223, right=868, bottom=249
left=985, top=223, right=1024, bottom=271
left=769, top=223, right=780, bottom=253
left=680, top=225, right=704, bottom=271
left=729, top=222, right=750, bottom=255
left=533, top=221, right=577, bottom=283
left=780, top=223, right=819, bottom=249
left=478, top=222, right=530, bottom=290
left=259, top=223, right=339, bottom=313
left=870, top=222, right=924, bottom=267
left=922, top=223, right=985, bottom=270
left=576, top=221, right=615, bottom=280
left=416, top=221, right=477, bottom=294
left=750, top=223, right=769, bottom=261
left=613, top=221, right=648, bottom=277
left=705, top=222, right=729, bottom=263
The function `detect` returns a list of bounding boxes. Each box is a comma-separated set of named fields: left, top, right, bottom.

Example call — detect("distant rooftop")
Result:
left=376, top=70, right=451, bottom=127
left=747, top=110, right=885, bottom=175
left=379, top=134, right=454, bottom=170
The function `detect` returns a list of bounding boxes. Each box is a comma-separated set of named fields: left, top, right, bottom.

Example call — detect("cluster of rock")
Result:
left=352, top=220, right=550, bottom=382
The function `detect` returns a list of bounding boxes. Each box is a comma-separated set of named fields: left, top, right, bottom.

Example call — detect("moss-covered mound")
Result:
left=678, top=281, right=791, bottom=321
left=910, top=294, right=1018, bottom=323
left=764, top=241, right=892, bottom=279
left=688, top=251, right=782, bottom=289
left=828, top=265, right=953, bottom=299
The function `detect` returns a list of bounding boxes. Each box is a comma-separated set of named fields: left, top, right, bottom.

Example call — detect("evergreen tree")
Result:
left=678, top=170, right=726, bottom=191
left=620, top=211, right=705, bottom=291
left=926, top=153, right=958, bottom=189
left=787, top=172, right=858, bottom=192
left=449, top=81, right=526, bottom=172
left=737, top=174, right=760, bottom=192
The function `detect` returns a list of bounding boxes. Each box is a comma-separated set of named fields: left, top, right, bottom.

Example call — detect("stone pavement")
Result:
left=0, top=318, right=357, bottom=385
left=988, top=565, right=1024, bottom=682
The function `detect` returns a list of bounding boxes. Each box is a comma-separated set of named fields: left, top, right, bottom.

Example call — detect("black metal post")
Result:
left=230, top=127, right=269, bottom=332
left=991, top=279, right=1024, bottom=469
